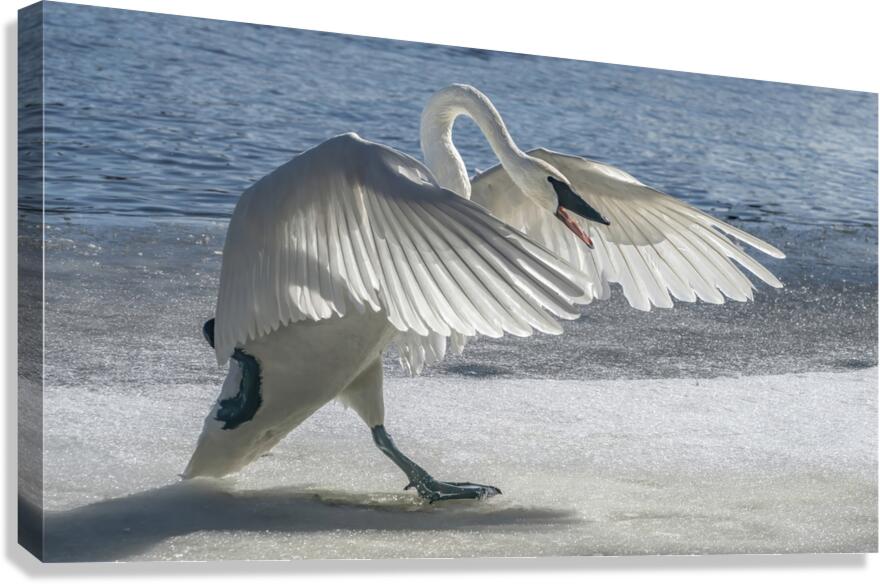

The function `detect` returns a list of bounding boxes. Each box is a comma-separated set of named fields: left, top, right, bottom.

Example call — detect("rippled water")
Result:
left=39, top=3, right=877, bottom=229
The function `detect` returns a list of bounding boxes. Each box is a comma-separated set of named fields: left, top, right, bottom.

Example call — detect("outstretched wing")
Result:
left=470, top=148, right=784, bottom=312
left=214, top=134, right=585, bottom=364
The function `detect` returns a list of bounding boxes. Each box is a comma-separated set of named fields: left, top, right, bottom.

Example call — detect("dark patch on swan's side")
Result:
left=216, top=348, right=263, bottom=430
left=202, top=318, right=263, bottom=430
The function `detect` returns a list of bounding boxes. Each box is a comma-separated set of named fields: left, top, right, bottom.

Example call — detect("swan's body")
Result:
left=185, top=85, right=783, bottom=500
left=185, top=309, right=394, bottom=477
left=185, top=127, right=590, bottom=500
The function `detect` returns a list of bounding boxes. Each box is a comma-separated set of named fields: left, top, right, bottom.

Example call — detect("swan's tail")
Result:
left=183, top=356, right=282, bottom=478
left=183, top=416, right=283, bottom=478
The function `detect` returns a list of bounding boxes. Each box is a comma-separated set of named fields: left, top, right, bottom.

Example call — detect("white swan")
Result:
left=183, top=88, right=612, bottom=502
left=185, top=85, right=783, bottom=502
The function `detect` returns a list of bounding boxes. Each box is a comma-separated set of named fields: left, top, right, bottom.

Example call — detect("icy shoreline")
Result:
left=41, top=368, right=877, bottom=561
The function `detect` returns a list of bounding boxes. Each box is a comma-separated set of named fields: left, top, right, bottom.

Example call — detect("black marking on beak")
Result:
left=548, top=176, right=611, bottom=226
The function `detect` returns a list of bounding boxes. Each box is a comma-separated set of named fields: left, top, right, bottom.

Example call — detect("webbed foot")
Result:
left=404, top=478, right=502, bottom=503
left=371, top=425, right=501, bottom=504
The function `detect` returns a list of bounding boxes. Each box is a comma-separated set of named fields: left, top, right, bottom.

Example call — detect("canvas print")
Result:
left=18, top=2, right=877, bottom=562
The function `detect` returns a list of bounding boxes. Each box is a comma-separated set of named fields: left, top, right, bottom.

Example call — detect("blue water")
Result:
left=27, top=2, right=877, bottom=386
left=40, top=2, right=877, bottom=229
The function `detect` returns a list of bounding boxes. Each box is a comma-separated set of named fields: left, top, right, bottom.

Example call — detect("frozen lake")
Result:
left=38, top=369, right=876, bottom=561
left=20, top=2, right=878, bottom=561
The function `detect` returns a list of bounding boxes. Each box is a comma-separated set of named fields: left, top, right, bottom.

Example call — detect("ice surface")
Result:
left=41, top=368, right=876, bottom=561
left=32, top=216, right=877, bottom=561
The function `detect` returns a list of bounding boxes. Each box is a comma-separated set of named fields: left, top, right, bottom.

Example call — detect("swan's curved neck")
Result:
left=420, top=85, right=525, bottom=199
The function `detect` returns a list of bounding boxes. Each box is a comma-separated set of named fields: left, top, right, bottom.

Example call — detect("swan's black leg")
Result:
left=370, top=425, right=501, bottom=503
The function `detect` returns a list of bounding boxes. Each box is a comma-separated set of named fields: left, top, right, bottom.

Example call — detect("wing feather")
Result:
left=646, top=205, right=752, bottom=301
left=383, top=196, right=464, bottom=335
left=428, top=206, right=540, bottom=336
left=418, top=204, right=518, bottom=336
left=470, top=148, right=784, bottom=312
left=442, top=203, right=576, bottom=329
left=402, top=201, right=501, bottom=337
left=213, top=134, right=585, bottom=363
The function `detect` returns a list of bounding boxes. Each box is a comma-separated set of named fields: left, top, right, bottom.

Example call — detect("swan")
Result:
left=185, top=84, right=783, bottom=502
left=183, top=89, right=611, bottom=502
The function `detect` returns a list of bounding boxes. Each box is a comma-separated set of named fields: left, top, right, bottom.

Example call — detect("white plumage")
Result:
left=212, top=132, right=583, bottom=368
left=470, top=149, right=784, bottom=311
left=185, top=129, right=587, bottom=483
left=185, top=85, right=782, bottom=500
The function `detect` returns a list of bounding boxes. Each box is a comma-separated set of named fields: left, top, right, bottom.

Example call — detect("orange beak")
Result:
left=555, top=207, right=594, bottom=249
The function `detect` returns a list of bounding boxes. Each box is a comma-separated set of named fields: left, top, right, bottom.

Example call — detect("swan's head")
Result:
left=515, top=157, right=610, bottom=248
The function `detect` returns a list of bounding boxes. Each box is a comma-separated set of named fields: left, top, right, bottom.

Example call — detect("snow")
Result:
left=40, top=368, right=877, bottom=561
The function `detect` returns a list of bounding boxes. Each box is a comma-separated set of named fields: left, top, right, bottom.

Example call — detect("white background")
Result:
left=1, top=0, right=878, bottom=582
